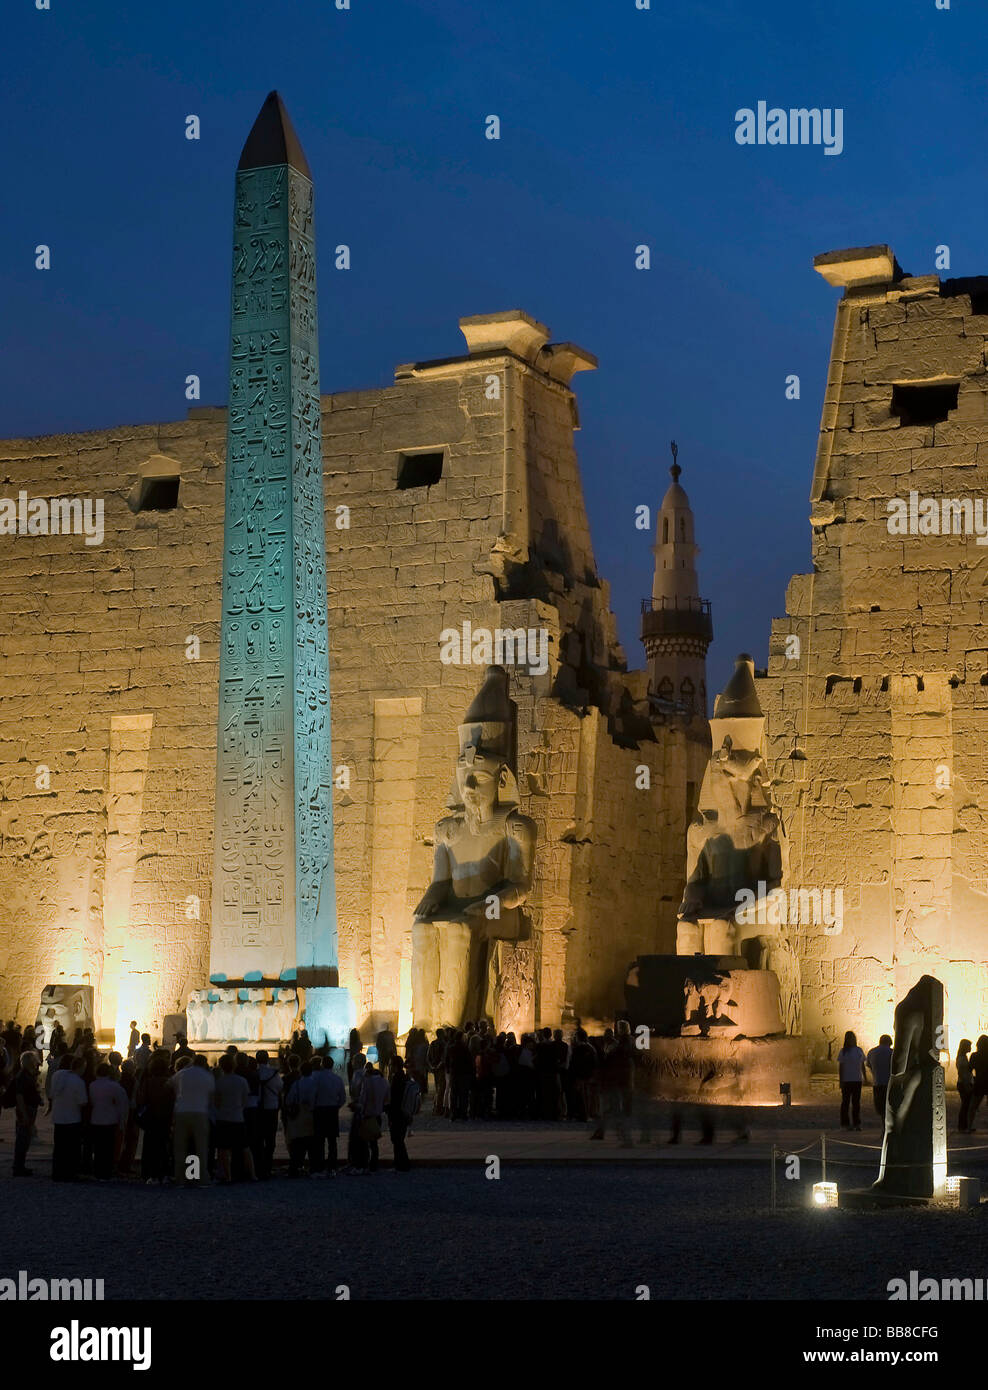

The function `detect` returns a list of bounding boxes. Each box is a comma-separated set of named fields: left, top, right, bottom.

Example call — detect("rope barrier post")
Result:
left=821, top=1132, right=826, bottom=1185
left=770, top=1144, right=776, bottom=1212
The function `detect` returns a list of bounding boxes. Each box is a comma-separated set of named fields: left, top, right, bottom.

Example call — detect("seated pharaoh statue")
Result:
left=678, top=654, right=782, bottom=952
left=411, top=665, right=537, bottom=1033
left=677, top=653, right=801, bottom=1036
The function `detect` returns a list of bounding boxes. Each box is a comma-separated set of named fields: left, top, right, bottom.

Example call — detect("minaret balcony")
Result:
left=640, top=595, right=713, bottom=643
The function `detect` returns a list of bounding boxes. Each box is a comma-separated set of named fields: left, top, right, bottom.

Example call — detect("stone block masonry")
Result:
left=0, top=312, right=696, bottom=1040
left=762, top=248, right=988, bottom=1068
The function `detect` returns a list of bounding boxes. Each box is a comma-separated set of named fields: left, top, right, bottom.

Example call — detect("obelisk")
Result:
left=210, top=92, right=352, bottom=1046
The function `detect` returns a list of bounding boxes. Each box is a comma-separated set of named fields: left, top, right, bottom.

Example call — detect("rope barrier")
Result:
left=768, top=1133, right=988, bottom=1175
left=783, top=1157, right=949, bottom=1171
left=825, top=1136, right=988, bottom=1154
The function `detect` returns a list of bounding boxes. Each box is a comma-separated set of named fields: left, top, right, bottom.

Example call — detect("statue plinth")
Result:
left=185, top=982, right=353, bottom=1050
left=187, top=986, right=300, bottom=1044
left=681, top=968, right=782, bottom=1039
left=302, top=985, right=356, bottom=1049
left=627, top=952, right=811, bottom=1104
left=626, top=954, right=782, bottom=1041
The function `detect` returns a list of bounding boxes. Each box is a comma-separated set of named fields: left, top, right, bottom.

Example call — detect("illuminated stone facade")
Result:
left=761, top=245, right=988, bottom=1068
left=0, top=312, right=706, bottom=1041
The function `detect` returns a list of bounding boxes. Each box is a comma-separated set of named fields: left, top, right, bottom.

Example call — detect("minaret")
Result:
left=211, top=93, right=351, bottom=1045
left=640, top=441, right=713, bottom=716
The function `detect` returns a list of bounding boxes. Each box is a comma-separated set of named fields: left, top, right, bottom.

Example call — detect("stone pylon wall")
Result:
left=0, top=330, right=690, bottom=1039
left=761, top=267, right=988, bottom=1068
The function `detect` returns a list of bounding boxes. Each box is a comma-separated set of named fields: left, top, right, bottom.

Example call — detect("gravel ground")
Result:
left=4, top=1156, right=988, bottom=1301
left=6, top=1096, right=986, bottom=1302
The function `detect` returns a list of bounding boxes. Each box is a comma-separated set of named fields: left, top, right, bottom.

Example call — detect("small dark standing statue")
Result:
left=873, top=974, right=947, bottom=1200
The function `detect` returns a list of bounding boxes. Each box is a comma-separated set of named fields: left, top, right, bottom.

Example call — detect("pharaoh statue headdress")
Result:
left=448, top=665, right=520, bottom=809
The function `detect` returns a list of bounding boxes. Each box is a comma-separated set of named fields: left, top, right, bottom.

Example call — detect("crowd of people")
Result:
left=0, top=1016, right=648, bottom=1183
left=835, top=1028, right=988, bottom=1134
left=834, top=1031, right=893, bottom=1131
left=953, top=1037, right=988, bottom=1132
left=399, top=1020, right=636, bottom=1126
left=17, top=1013, right=985, bottom=1174
left=0, top=1018, right=420, bottom=1183
left=10, top=1014, right=988, bottom=1181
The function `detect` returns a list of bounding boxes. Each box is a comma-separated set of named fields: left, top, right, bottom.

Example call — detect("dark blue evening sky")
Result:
left=3, top=0, right=986, bottom=693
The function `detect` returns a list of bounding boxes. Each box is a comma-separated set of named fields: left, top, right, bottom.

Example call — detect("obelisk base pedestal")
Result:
left=304, top=986, right=356, bottom=1049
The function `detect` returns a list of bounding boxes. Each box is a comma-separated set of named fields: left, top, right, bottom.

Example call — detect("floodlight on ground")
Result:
left=944, top=1175, right=980, bottom=1209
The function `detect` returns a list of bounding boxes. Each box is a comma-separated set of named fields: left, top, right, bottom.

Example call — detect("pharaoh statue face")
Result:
left=714, top=736, right=758, bottom=783
left=36, top=985, right=94, bottom=1038
left=455, top=751, right=504, bottom=820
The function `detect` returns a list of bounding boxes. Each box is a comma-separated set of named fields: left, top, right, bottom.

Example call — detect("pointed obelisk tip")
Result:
left=238, top=90, right=311, bottom=177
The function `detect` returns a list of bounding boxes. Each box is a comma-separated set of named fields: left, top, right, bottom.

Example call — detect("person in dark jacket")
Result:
left=12, top=1050, right=42, bottom=1176
left=428, top=1029, right=447, bottom=1115
left=956, top=1038, right=974, bottom=1133
left=346, top=1028, right=363, bottom=1084
left=137, top=1050, right=174, bottom=1184
left=967, top=1035, right=988, bottom=1131
left=445, top=1032, right=472, bottom=1121
left=591, top=1022, right=634, bottom=1145
left=387, top=1058, right=413, bottom=1172
left=568, top=1028, right=598, bottom=1122
left=375, top=1024, right=397, bottom=1075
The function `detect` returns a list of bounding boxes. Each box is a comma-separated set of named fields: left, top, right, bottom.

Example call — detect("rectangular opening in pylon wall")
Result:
left=137, top=476, right=180, bottom=511
left=890, top=381, right=959, bottom=428
left=397, top=450, right=444, bottom=489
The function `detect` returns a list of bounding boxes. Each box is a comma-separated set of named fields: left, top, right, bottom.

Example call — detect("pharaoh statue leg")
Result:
left=412, top=920, right=474, bottom=1031
left=437, top=922, right=473, bottom=1028
left=411, top=920, right=441, bottom=1033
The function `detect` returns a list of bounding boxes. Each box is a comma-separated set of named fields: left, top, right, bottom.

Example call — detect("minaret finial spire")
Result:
left=641, top=436, right=711, bottom=717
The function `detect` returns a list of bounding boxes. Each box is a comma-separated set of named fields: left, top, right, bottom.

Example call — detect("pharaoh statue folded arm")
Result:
left=414, top=811, right=535, bottom=932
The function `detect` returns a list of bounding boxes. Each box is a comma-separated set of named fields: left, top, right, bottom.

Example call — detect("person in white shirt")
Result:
left=168, top=1055, right=215, bottom=1185
left=837, top=1030, right=868, bottom=1131
left=89, top=1063, right=129, bottom=1180
left=48, top=1055, right=89, bottom=1181
left=312, top=1057, right=347, bottom=1173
